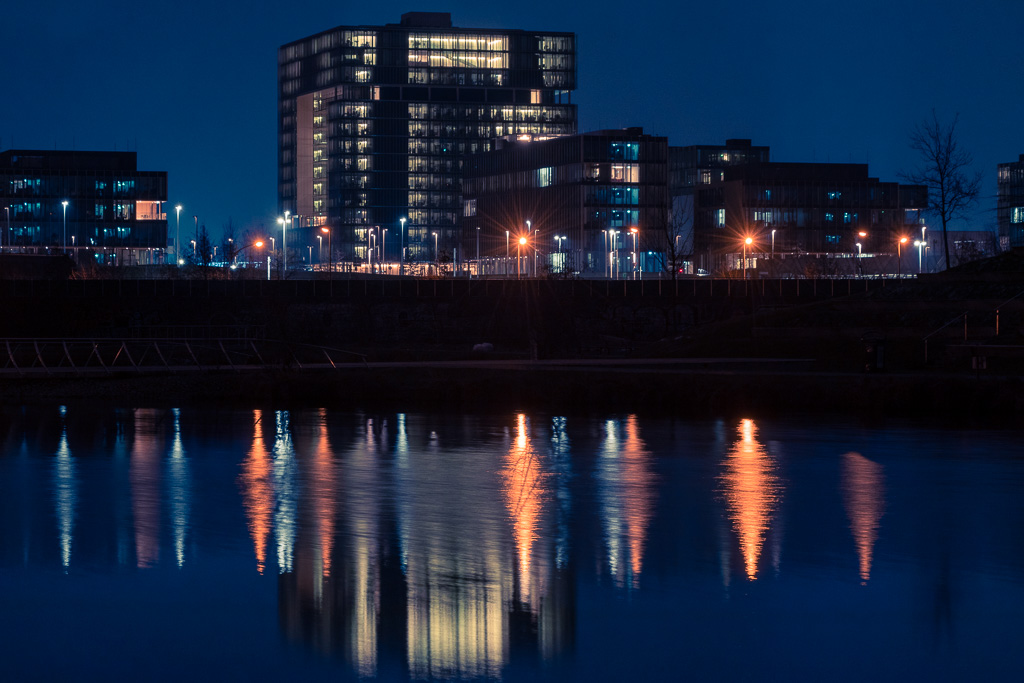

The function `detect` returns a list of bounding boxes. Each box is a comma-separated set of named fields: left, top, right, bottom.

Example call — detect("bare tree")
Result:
left=903, top=110, right=982, bottom=270
left=650, top=199, right=692, bottom=281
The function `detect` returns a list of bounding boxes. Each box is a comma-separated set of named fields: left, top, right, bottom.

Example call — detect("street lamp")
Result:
left=743, top=237, right=753, bottom=280
left=399, top=217, right=406, bottom=276
left=914, top=239, right=923, bottom=274
left=505, top=230, right=510, bottom=277
left=317, top=235, right=323, bottom=269
left=476, top=227, right=480, bottom=279
left=321, top=227, right=332, bottom=280
left=518, top=236, right=526, bottom=279
left=630, top=227, right=639, bottom=280
left=175, top=204, right=182, bottom=265
left=526, top=220, right=532, bottom=276
left=230, top=240, right=263, bottom=269
left=61, top=200, right=68, bottom=253
left=897, top=236, right=908, bottom=277
left=432, top=231, right=438, bottom=273
left=382, top=228, right=387, bottom=273
left=920, top=225, right=927, bottom=272
left=856, top=242, right=862, bottom=257
left=771, top=229, right=776, bottom=259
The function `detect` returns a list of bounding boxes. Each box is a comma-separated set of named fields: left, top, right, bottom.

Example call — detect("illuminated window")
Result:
left=700, top=170, right=712, bottom=185
left=716, top=209, right=725, bottom=227
left=537, top=167, right=553, bottom=187
left=463, top=199, right=476, bottom=217
left=610, top=164, right=639, bottom=183
left=531, top=90, right=541, bottom=104
left=1012, top=208, right=1024, bottom=223
left=827, top=191, right=841, bottom=199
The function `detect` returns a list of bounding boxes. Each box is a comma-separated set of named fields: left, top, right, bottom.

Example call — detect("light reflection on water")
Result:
left=2, top=407, right=1024, bottom=681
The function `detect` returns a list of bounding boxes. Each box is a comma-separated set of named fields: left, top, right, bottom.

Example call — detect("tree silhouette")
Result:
left=903, top=111, right=982, bottom=270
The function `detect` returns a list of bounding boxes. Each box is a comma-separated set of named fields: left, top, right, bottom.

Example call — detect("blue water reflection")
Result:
left=1, top=406, right=1023, bottom=681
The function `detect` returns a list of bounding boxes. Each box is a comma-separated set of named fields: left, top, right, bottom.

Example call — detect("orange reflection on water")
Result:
left=239, top=410, right=273, bottom=574
left=130, top=409, right=163, bottom=568
left=502, top=413, right=548, bottom=607
left=597, top=415, right=656, bottom=588
left=720, top=418, right=781, bottom=580
left=310, top=411, right=335, bottom=578
left=842, top=452, right=885, bottom=583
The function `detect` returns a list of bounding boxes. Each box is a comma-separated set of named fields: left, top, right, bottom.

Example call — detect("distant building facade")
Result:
left=670, top=141, right=927, bottom=274
left=0, top=150, right=167, bottom=265
left=460, top=128, right=668, bottom=277
left=278, top=12, right=577, bottom=267
left=997, top=153, right=1024, bottom=249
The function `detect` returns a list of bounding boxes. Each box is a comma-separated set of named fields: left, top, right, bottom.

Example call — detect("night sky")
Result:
left=4, top=0, right=1022, bottom=241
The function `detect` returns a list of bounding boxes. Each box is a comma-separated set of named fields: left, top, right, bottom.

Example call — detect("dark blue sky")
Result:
left=4, top=0, right=1021, bottom=239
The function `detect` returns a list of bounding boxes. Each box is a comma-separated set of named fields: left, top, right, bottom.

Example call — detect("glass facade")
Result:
left=997, top=154, right=1024, bottom=249
left=278, top=12, right=577, bottom=266
left=460, top=129, right=668, bottom=278
left=0, top=150, right=168, bottom=265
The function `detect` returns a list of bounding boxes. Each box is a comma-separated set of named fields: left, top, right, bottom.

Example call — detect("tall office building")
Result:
left=997, top=153, right=1024, bottom=250
left=278, top=12, right=577, bottom=268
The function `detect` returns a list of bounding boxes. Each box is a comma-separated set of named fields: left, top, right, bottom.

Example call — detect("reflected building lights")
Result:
left=502, top=413, right=549, bottom=610
left=239, top=410, right=274, bottom=574
left=167, top=408, right=191, bottom=568
left=596, top=415, right=656, bottom=588
left=720, top=418, right=782, bottom=581
left=273, top=411, right=298, bottom=574
left=53, top=411, right=76, bottom=570
left=130, top=409, right=163, bottom=568
left=842, top=452, right=886, bottom=584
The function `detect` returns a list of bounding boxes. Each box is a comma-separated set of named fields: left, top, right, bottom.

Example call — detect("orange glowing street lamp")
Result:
left=518, top=236, right=527, bottom=279
left=897, top=236, right=908, bottom=277
left=743, top=236, right=753, bottom=280
left=321, top=227, right=332, bottom=280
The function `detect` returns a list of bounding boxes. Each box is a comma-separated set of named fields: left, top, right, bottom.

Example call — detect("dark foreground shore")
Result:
left=2, top=364, right=1021, bottom=424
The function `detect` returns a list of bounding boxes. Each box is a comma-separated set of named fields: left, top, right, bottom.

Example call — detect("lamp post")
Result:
left=432, top=231, right=438, bottom=274
left=61, top=200, right=68, bottom=253
left=914, top=239, right=923, bottom=274
left=771, top=228, right=776, bottom=259
left=231, top=240, right=263, bottom=270
left=856, top=242, right=862, bottom=257
left=897, top=236, right=908, bottom=277
left=475, top=227, right=480, bottom=278
left=193, top=215, right=198, bottom=245
left=505, top=230, right=510, bottom=277
left=743, top=237, right=753, bottom=280
left=317, top=235, right=323, bottom=270
left=191, top=240, right=196, bottom=257
left=321, top=227, right=332, bottom=280
left=307, top=245, right=312, bottom=266
left=526, top=220, right=531, bottom=276
left=518, top=236, right=526, bottom=279
left=175, top=204, right=182, bottom=265
left=382, top=228, right=387, bottom=273
left=610, top=230, right=619, bottom=279
left=626, top=228, right=634, bottom=278
left=921, top=225, right=927, bottom=272
left=399, top=217, right=406, bottom=277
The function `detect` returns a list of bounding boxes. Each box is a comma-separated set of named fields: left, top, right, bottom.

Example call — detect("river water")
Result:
left=1, top=406, right=1022, bottom=681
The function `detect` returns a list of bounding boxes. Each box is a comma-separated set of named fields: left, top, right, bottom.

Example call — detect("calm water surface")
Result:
left=1, top=406, right=1022, bottom=681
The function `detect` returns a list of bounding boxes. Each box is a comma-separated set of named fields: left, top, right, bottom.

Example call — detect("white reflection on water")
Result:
left=842, top=452, right=886, bottom=584
left=596, top=415, right=656, bottom=589
left=167, top=408, right=190, bottom=568
left=273, top=411, right=298, bottom=574
left=53, top=407, right=76, bottom=570
left=399, top=417, right=509, bottom=680
left=720, top=418, right=783, bottom=581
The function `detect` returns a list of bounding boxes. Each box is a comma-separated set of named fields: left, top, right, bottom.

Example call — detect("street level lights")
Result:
left=175, top=204, right=182, bottom=265
left=626, top=228, right=634, bottom=278
left=321, top=227, right=332, bottom=280
left=400, top=217, right=406, bottom=276
left=61, top=200, right=68, bottom=253
left=518, top=236, right=526, bottom=279
left=897, top=236, right=908, bottom=277
left=743, top=237, right=753, bottom=280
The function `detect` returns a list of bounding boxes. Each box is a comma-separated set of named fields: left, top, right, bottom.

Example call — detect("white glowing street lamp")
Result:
left=914, top=239, right=924, bottom=273
left=399, top=217, right=407, bottom=276
left=771, top=228, right=776, bottom=259
left=61, top=200, right=68, bottom=253
left=175, top=204, right=182, bottom=265
left=630, top=227, right=639, bottom=280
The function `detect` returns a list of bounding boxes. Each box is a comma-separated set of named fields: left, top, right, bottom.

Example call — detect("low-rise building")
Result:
left=1, top=150, right=168, bottom=265
left=997, top=153, right=1024, bottom=249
